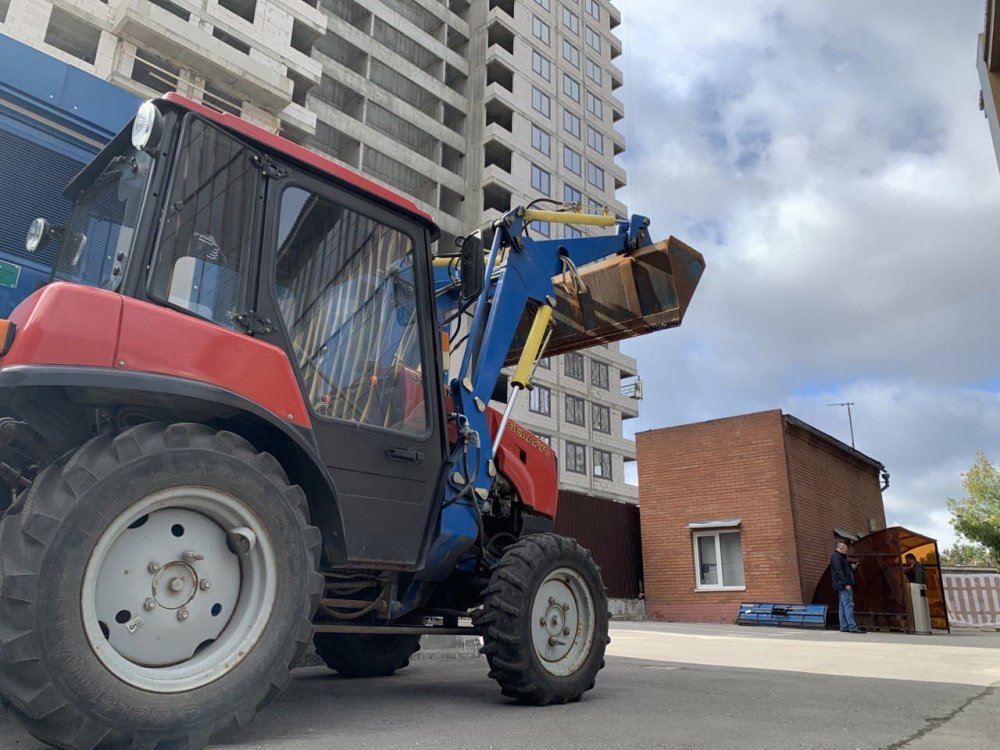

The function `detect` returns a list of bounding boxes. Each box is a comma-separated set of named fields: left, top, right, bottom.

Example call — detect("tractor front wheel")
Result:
left=313, top=632, right=421, bottom=677
left=0, top=423, right=323, bottom=750
left=477, top=533, right=610, bottom=705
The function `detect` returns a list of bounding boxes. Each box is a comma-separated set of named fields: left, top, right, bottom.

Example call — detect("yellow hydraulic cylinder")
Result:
left=511, top=304, right=553, bottom=388
left=522, top=209, right=617, bottom=227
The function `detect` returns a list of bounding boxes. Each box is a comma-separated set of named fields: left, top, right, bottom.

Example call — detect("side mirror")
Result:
left=459, top=232, right=484, bottom=302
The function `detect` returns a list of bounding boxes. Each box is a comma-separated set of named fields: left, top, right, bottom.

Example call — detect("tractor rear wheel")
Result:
left=477, top=533, right=610, bottom=705
left=0, top=422, right=323, bottom=750
left=312, top=632, right=421, bottom=677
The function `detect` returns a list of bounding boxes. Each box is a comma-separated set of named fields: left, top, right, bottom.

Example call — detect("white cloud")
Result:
left=617, top=0, right=1000, bottom=548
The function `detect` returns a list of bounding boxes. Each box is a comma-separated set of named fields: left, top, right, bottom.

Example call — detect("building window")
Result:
left=592, top=403, right=610, bottom=433
left=565, top=224, right=583, bottom=238
left=562, top=39, right=580, bottom=68
left=532, top=49, right=551, bottom=81
left=537, top=433, right=552, bottom=446
left=532, top=15, right=551, bottom=45
left=585, top=58, right=603, bottom=85
left=587, top=162, right=605, bottom=190
left=693, top=530, right=746, bottom=590
left=564, top=183, right=582, bottom=205
left=586, top=0, right=600, bottom=20
left=562, top=6, right=580, bottom=34
left=532, top=87, right=552, bottom=118
left=586, top=90, right=604, bottom=118
left=563, top=109, right=581, bottom=138
left=585, top=25, right=602, bottom=53
left=531, top=164, right=551, bottom=195
left=531, top=220, right=551, bottom=237
left=531, top=124, right=551, bottom=156
left=536, top=0, right=551, bottom=10
left=587, top=125, right=604, bottom=154
left=565, top=394, right=586, bottom=426
left=592, top=360, right=609, bottom=389
left=563, top=73, right=581, bottom=103
left=564, top=352, right=584, bottom=379
left=563, top=146, right=582, bottom=176
left=538, top=356, right=551, bottom=369
left=566, top=441, right=587, bottom=474
left=593, top=448, right=612, bottom=478
left=45, top=7, right=102, bottom=65
left=529, top=384, right=552, bottom=415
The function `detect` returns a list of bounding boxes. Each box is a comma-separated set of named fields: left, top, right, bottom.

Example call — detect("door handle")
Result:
left=385, top=447, right=424, bottom=464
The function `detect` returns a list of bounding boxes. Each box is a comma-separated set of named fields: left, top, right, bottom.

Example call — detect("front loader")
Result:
left=0, top=95, right=704, bottom=749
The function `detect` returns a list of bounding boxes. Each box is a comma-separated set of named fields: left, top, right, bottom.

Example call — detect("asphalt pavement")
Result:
left=1, top=622, right=997, bottom=749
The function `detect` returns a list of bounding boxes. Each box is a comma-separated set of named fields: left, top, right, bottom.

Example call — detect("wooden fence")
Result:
left=942, top=567, right=1000, bottom=629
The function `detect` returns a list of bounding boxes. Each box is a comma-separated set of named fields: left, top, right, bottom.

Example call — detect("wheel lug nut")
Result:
left=539, top=617, right=547, bottom=626
left=563, top=627, right=570, bottom=636
left=143, top=598, right=156, bottom=611
left=177, top=608, right=189, bottom=621
left=148, top=561, right=161, bottom=574
left=168, top=577, right=184, bottom=593
left=200, top=579, right=211, bottom=591
left=181, top=550, right=204, bottom=563
left=548, top=597, right=556, bottom=606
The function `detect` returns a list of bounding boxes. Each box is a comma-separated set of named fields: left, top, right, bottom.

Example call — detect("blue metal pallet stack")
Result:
left=737, top=602, right=828, bottom=629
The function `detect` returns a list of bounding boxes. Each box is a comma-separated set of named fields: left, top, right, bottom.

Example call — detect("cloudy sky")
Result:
left=616, top=0, right=1000, bottom=548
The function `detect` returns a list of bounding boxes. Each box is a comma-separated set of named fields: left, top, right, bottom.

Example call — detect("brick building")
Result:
left=636, top=410, right=888, bottom=623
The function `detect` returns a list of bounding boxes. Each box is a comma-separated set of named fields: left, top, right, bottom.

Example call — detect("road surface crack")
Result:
left=882, top=683, right=998, bottom=749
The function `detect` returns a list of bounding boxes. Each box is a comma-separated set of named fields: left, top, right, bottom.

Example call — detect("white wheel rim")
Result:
left=530, top=567, right=596, bottom=677
left=81, top=486, right=277, bottom=693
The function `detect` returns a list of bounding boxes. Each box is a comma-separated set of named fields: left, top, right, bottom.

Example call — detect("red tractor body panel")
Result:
left=116, top=297, right=311, bottom=428
left=5, top=284, right=121, bottom=367
left=488, top=409, right=559, bottom=518
left=3, top=283, right=311, bottom=428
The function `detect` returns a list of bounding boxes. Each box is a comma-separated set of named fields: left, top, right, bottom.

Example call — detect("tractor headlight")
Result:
left=131, top=101, right=163, bottom=152
left=25, top=217, right=50, bottom=253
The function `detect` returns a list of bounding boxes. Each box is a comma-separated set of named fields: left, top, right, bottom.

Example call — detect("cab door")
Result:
left=254, top=166, right=446, bottom=568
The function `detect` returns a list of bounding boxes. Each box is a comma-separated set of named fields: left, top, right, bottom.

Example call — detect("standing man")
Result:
left=831, top=542, right=865, bottom=633
left=903, top=553, right=926, bottom=585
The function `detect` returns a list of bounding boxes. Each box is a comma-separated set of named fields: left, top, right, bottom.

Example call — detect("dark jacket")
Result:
left=905, top=561, right=926, bottom=585
left=831, top=551, right=855, bottom=591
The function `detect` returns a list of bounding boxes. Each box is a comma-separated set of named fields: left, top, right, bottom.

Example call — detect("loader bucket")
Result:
left=504, top=237, right=706, bottom=367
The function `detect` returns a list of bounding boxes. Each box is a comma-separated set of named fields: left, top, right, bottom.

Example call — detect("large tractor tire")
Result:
left=477, top=533, right=610, bottom=705
left=313, top=633, right=421, bottom=677
left=0, top=422, right=323, bottom=750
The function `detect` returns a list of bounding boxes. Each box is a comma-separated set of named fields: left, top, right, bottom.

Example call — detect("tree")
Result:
left=947, top=452, right=1000, bottom=566
left=939, top=540, right=996, bottom=568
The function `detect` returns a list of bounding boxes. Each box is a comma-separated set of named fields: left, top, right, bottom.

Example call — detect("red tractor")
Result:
left=0, top=95, right=703, bottom=749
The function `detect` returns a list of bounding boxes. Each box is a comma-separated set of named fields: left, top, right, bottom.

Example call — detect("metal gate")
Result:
left=553, top=490, right=642, bottom=599
left=943, top=567, right=1000, bottom=629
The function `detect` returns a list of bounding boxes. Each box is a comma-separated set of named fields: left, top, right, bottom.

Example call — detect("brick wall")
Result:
left=782, top=419, right=887, bottom=602
left=636, top=410, right=802, bottom=623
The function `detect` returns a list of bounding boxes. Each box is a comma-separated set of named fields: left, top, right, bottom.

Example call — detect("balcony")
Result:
left=111, top=0, right=292, bottom=111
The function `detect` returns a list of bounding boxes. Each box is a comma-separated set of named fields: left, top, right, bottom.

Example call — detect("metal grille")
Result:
left=553, top=490, right=643, bottom=599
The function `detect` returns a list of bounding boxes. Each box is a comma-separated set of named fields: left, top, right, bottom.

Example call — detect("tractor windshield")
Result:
left=53, top=145, right=154, bottom=290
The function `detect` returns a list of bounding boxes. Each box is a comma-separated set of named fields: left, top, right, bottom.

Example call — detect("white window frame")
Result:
left=692, top=529, right=746, bottom=592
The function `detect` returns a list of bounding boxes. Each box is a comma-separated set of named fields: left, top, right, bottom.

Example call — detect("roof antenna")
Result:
left=827, top=401, right=856, bottom=448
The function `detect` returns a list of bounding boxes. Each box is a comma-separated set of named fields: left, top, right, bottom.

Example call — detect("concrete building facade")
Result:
left=0, top=0, right=639, bottom=505
left=636, top=410, right=888, bottom=623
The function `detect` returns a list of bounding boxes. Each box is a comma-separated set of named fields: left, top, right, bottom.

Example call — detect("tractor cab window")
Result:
left=149, top=117, right=259, bottom=328
left=54, top=148, right=153, bottom=290
left=274, top=186, right=428, bottom=435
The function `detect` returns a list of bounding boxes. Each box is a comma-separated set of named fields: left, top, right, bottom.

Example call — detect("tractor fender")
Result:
left=0, top=365, right=347, bottom=565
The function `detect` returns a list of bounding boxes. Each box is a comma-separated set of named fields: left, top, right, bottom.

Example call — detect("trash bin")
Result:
left=909, top=583, right=931, bottom=635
